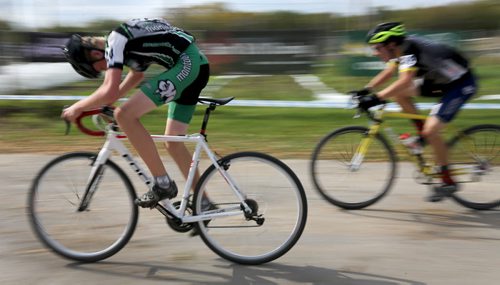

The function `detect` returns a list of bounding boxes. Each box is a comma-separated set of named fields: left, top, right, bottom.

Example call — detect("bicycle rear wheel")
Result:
left=311, top=126, right=397, bottom=209
left=28, top=152, right=138, bottom=262
left=447, top=124, right=500, bottom=210
left=193, top=152, right=307, bottom=265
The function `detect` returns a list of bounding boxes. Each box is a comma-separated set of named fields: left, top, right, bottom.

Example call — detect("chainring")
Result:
left=166, top=201, right=194, bottom=233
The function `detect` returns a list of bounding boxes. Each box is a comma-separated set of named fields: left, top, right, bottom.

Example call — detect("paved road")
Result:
left=1, top=154, right=499, bottom=285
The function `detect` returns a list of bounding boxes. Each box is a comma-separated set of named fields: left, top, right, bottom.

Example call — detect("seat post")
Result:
left=200, top=103, right=216, bottom=137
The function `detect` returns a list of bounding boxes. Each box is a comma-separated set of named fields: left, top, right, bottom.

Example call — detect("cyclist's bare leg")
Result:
left=392, top=87, right=426, bottom=131
left=392, top=85, right=420, bottom=114
left=114, top=92, right=167, bottom=177
left=163, top=118, right=201, bottom=191
left=391, top=85, right=417, bottom=109
left=116, top=91, right=178, bottom=207
left=163, top=118, right=212, bottom=211
left=421, top=116, right=448, bottom=167
left=422, top=115, right=457, bottom=201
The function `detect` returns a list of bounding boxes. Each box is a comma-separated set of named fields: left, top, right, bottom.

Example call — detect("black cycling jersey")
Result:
left=390, top=36, right=470, bottom=85
left=105, top=18, right=195, bottom=72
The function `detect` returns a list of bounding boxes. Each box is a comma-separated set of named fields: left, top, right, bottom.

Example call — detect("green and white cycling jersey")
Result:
left=104, top=18, right=210, bottom=124
left=105, top=18, right=195, bottom=72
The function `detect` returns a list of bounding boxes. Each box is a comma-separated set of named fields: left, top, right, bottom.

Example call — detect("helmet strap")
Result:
left=87, top=49, right=105, bottom=62
left=386, top=43, right=400, bottom=59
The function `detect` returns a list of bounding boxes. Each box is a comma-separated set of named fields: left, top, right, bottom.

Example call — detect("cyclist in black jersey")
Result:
left=352, top=22, right=477, bottom=202
left=61, top=18, right=210, bottom=209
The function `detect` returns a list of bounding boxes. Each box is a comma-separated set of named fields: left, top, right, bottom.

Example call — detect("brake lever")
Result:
left=348, top=93, right=362, bottom=119
left=353, top=110, right=361, bottom=119
left=101, top=105, right=115, bottom=118
left=62, top=105, right=71, bottom=135
left=64, top=119, right=71, bottom=135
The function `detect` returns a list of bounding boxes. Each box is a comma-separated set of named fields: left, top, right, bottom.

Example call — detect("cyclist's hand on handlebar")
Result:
left=348, top=87, right=372, bottom=98
left=357, top=93, right=385, bottom=110
left=61, top=105, right=83, bottom=123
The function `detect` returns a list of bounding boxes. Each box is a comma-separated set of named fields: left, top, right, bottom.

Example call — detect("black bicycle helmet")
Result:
left=366, top=22, right=406, bottom=44
left=63, top=34, right=102, bottom=78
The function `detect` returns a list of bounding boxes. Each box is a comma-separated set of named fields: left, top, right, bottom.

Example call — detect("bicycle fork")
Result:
left=350, top=128, right=379, bottom=171
left=78, top=155, right=107, bottom=212
left=77, top=139, right=115, bottom=212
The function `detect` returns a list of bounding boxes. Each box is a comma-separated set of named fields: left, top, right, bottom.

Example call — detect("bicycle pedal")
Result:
left=428, top=193, right=445, bottom=202
left=435, top=185, right=459, bottom=196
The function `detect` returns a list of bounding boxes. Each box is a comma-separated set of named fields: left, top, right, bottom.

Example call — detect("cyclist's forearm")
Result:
left=378, top=70, right=415, bottom=99
left=71, top=87, right=115, bottom=111
left=119, top=70, right=145, bottom=97
left=366, top=66, right=395, bottom=89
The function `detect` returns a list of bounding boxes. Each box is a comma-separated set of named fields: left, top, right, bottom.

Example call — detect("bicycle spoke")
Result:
left=448, top=125, right=500, bottom=210
left=311, top=126, right=396, bottom=209
left=193, top=152, right=307, bottom=265
left=29, top=152, right=138, bottom=262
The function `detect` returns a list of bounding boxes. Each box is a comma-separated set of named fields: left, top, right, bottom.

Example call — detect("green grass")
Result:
left=213, top=75, right=315, bottom=100
left=1, top=98, right=499, bottom=158
left=470, top=55, right=500, bottom=96
left=1, top=59, right=500, bottom=158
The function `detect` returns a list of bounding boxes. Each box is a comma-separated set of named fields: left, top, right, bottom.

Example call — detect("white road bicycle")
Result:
left=28, top=97, right=308, bottom=265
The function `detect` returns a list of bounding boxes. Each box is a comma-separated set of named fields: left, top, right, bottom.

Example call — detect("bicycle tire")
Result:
left=28, top=152, right=139, bottom=262
left=447, top=124, right=500, bottom=210
left=192, top=151, right=307, bottom=265
left=311, top=126, right=397, bottom=210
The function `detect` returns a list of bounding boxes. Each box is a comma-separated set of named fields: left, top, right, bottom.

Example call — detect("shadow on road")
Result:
left=343, top=207, right=500, bottom=239
left=67, top=260, right=425, bottom=284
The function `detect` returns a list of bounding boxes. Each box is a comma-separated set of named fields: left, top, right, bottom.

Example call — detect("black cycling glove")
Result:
left=349, top=87, right=372, bottom=97
left=358, top=94, right=384, bottom=110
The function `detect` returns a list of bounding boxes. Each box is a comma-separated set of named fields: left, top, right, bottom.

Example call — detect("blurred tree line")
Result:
left=25, top=0, right=500, bottom=34
left=0, top=0, right=499, bottom=44
left=1, top=0, right=499, bottom=66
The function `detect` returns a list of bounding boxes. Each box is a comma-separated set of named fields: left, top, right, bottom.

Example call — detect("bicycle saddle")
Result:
left=198, top=97, right=234, bottom=106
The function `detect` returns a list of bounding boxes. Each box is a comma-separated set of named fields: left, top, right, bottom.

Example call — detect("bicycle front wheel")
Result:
left=28, top=152, right=139, bottom=262
left=311, top=126, right=397, bottom=209
left=448, top=124, right=500, bottom=210
left=193, top=152, right=307, bottom=265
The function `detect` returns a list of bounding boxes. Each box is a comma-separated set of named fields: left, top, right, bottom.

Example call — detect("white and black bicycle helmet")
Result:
left=63, top=34, right=103, bottom=78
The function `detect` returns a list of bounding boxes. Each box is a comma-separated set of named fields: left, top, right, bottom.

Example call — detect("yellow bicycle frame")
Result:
left=354, top=107, right=462, bottom=180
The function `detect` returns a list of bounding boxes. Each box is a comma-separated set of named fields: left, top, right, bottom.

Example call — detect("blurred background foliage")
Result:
left=1, top=0, right=500, bottom=156
left=17, top=0, right=500, bottom=33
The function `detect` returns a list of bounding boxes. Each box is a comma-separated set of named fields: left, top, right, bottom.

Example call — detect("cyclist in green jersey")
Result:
left=61, top=18, right=210, bottom=209
left=352, top=22, right=477, bottom=202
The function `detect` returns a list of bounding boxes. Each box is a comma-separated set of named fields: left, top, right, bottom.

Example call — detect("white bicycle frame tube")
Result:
left=89, top=128, right=249, bottom=224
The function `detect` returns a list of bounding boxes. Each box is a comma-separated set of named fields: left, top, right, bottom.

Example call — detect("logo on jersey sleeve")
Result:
left=156, top=80, right=177, bottom=103
left=398, top=54, right=417, bottom=70
left=105, top=31, right=127, bottom=68
left=105, top=47, right=114, bottom=63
